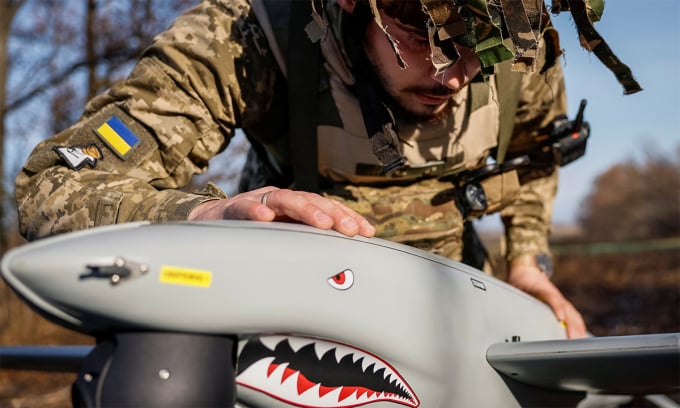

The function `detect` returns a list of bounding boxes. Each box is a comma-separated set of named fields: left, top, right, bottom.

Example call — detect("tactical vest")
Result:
left=250, top=0, right=522, bottom=191
left=244, top=0, right=530, bottom=262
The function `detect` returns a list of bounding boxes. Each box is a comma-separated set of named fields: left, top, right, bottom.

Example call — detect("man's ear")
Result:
left=337, top=0, right=356, bottom=13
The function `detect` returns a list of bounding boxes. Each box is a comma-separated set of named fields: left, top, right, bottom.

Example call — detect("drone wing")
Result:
left=487, top=332, right=680, bottom=395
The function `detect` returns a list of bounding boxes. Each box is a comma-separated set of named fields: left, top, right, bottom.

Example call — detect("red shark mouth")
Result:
left=236, top=335, right=420, bottom=407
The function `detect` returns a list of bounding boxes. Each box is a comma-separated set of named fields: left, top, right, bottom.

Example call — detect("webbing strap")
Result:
left=344, top=3, right=406, bottom=174
left=495, top=57, right=523, bottom=164
left=469, top=80, right=490, bottom=113
left=288, top=0, right=321, bottom=192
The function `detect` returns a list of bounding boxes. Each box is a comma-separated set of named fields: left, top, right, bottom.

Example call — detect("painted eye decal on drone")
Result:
left=327, top=269, right=354, bottom=290
left=236, top=335, right=420, bottom=408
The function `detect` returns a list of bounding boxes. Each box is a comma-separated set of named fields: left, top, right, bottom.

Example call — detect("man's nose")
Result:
left=432, top=60, right=467, bottom=92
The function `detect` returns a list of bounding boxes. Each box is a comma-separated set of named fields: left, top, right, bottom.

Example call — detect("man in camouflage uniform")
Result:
left=15, top=0, right=640, bottom=338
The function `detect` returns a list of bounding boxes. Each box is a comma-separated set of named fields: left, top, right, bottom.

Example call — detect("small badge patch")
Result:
left=54, top=144, right=103, bottom=170
left=95, top=116, right=140, bottom=159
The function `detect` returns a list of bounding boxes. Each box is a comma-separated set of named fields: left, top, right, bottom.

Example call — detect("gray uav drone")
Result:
left=1, top=221, right=678, bottom=407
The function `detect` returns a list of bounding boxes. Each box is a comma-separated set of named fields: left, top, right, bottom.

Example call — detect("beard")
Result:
left=366, top=57, right=459, bottom=123
left=386, top=85, right=459, bottom=123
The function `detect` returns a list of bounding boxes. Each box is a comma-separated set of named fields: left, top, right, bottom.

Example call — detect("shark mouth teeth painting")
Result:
left=236, top=335, right=420, bottom=407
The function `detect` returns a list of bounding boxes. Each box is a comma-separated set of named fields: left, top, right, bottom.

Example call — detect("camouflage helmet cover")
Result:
left=365, top=0, right=641, bottom=94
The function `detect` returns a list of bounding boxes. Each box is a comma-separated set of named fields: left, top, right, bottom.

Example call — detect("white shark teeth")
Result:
left=313, top=339, right=336, bottom=360
left=286, top=336, right=314, bottom=352
left=237, top=335, right=419, bottom=407
left=259, top=335, right=286, bottom=351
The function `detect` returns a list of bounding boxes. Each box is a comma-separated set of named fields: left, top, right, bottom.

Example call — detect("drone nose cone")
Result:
left=2, top=244, right=39, bottom=289
left=1, top=243, right=82, bottom=328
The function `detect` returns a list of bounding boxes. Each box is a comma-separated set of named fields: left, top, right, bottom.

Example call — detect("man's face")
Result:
left=363, top=9, right=482, bottom=119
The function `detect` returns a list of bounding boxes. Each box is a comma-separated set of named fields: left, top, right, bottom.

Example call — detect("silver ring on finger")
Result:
left=260, top=191, right=272, bottom=206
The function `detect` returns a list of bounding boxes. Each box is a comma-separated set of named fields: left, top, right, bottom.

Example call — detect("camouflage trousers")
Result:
left=322, top=178, right=465, bottom=261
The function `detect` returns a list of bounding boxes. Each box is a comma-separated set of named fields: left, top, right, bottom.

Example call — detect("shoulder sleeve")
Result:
left=15, top=0, right=279, bottom=240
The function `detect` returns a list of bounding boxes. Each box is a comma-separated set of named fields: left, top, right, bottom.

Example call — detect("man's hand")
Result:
left=188, top=187, right=376, bottom=238
left=507, top=255, right=587, bottom=339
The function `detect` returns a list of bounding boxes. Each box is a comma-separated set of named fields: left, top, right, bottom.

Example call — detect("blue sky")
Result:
left=547, top=0, right=680, bottom=224
left=480, top=0, right=680, bottom=229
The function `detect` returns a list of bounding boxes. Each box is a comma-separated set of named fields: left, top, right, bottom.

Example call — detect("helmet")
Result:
left=363, top=0, right=641, bottom=94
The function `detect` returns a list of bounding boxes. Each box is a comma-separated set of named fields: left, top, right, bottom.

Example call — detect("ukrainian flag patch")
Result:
left=95, top=116, right=140, bottom=159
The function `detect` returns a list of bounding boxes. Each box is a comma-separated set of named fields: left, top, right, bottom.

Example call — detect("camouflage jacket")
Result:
left=15, top=0, right=566, bottom=262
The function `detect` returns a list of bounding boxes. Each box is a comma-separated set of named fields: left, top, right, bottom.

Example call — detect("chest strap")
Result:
left=494, top=58, right=523, bottom=164
left=288, top=0, right=321, bottom=192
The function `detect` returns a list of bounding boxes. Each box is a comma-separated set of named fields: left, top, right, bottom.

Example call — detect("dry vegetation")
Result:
left=554, top=249, right=679, bottom=337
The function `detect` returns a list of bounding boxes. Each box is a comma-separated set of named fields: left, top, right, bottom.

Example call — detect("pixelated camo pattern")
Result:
left=16, top=0, right=560, bottom=262
left=16, top=0, right=276, bottom=240
left=323, top=179, right=466, bottom=260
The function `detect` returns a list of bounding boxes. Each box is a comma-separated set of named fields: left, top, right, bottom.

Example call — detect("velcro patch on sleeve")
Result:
left=95, top=115, right=141, bottom=159
left=79, top=104, right=154, bottom=170
left=53, top=144, right=104, bottom=170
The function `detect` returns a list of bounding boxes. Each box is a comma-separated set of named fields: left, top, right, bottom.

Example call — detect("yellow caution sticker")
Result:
left=159, top=265, right=212, bottom=288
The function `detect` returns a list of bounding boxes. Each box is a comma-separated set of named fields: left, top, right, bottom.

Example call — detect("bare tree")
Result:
left=0, top=0, right=27, bottom=253
left=2, top=0, right=196, bottom=251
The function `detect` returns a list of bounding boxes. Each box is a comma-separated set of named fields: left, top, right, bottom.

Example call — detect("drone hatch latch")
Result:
left=81, top=257, right=149, bottom=285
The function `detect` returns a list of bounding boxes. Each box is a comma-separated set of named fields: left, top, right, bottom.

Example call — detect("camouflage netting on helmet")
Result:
left=366, top=0, right=641, bottom=94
